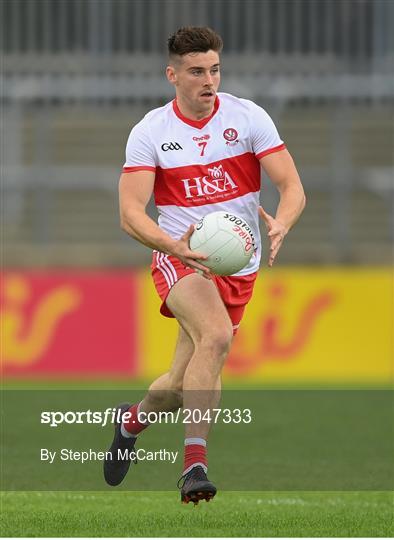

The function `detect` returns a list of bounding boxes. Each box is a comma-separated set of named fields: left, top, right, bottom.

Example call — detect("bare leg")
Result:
left=165, top=274, right=233, bottom=441
left=139, top=326, right=194, bottom=414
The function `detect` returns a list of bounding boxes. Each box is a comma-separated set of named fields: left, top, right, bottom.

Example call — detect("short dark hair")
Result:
left=168, top=26, right=223, bottom=58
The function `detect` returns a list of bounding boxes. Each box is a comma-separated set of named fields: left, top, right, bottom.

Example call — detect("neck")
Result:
left=175, top=96, right=214, bottom=121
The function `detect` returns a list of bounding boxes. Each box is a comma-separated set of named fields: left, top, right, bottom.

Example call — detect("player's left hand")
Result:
left=258, top=206, right=288, bottom=267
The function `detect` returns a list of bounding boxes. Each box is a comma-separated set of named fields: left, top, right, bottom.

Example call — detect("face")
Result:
left=166, top=50, right=221, bottom=117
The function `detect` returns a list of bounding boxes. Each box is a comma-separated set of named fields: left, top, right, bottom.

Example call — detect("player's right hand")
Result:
left=170, top=225, right=212, bottom=279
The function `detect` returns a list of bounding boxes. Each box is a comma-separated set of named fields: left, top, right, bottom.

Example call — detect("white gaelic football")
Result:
left=189, top=211, right=256, bottom=276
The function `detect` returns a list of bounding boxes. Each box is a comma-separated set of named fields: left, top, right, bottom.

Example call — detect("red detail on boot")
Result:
left=122, top=403, right=149, bottom=435
left=184, top=444, right=207, bottom=472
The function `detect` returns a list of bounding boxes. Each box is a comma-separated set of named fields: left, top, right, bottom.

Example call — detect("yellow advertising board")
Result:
left=140, top=268, right=393, bottom=383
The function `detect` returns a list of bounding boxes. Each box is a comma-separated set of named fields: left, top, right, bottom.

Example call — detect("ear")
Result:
left=166, top=65, right=177, bottom=86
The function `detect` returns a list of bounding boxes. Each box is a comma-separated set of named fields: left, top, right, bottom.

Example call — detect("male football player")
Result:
left=104, top=26, right=305, bottom=504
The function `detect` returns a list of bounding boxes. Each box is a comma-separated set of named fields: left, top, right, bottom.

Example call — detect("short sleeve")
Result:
left=248, top=101, right=286, bottom=160
left=123, top=118, right=156, bottom=173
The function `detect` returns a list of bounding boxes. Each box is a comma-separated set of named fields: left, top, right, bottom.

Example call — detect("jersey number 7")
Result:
left=198, top=141, right=207, bottom=156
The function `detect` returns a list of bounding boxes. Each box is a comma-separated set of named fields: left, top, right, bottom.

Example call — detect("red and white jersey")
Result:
left=123, top=92, right=285, bottom=276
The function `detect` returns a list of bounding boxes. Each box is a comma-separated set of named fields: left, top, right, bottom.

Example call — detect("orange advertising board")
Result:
left=1, top=271, right=139, bottom=377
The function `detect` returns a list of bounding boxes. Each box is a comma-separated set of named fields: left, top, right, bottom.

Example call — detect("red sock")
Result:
left=122, top=402, right=149, bottom=436
left=183, top=438, right=207, bottom=475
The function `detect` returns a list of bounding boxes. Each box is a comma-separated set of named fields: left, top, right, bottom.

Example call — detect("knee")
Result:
left=165, top=386, right=183, bottom=410
left=160, top=374, right=183, bottom=407
left=145, top=388, right=166, bottom=408
left=198, top=325, right=233, bottom=358
left=145, top=386, right=183, bottom=411
left=169, top=388, right=183, bottom=409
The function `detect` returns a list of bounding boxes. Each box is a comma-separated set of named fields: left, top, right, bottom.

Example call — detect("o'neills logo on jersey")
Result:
left=181, top=164, right=238, bottom=199
left=192, top=134, right=210, bottom=142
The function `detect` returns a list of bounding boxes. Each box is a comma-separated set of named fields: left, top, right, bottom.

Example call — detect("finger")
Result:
left=269, top=243, right=282, bottom=266
left=185, top=258, right=212, bottom=276
left=196, top=266, right=212, bottom=279
left=268, top=229, right=282, bottom=237
left=196, top=268, right=212, bottom=280
left=273, top=243, right=281, bottom=257
left=187, top=249, right=208, bottom=261
left=182, top=224, right=195, bottom=242
left=268, top=234, right=285, bottom=253
left=258, top=206, right=273, bottom=226
left=194, top=265, right=211, bottom=278
left=270, top=237, right=284, bottom=252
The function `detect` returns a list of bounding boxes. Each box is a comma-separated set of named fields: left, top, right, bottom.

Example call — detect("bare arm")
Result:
left=259, top=149, right=306, bottom=266
left=119, top=170, right=174, bottom=252
left=119, top=171, right=211, bottom=276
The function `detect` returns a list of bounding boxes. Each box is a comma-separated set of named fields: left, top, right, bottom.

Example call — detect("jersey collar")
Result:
left=172, top=96, right=220, bottom=129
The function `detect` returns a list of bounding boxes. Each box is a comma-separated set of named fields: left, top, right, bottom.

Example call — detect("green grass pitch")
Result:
left=1, top=491, right=393, bottom=537
left=2, top=381, right=393, bottom=536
